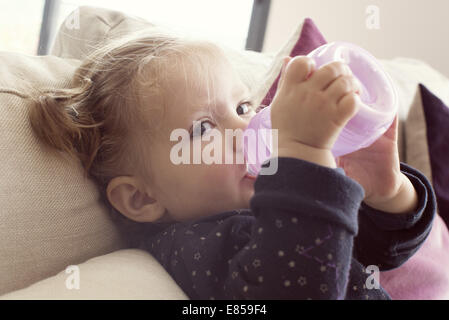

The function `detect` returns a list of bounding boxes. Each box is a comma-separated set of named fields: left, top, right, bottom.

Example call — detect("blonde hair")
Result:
left=28, top=29, right=227, bottom=244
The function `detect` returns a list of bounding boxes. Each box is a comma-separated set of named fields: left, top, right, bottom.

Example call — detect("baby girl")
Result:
left=28, top=30, right=436, bottom=299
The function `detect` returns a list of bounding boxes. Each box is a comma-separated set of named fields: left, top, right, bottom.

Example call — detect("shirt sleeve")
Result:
left=353, top=162, right=437, bottom=271
left=141, top=157, right=365, bottom=300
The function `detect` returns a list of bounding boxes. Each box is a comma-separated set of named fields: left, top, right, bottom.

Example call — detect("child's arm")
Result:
left=353, top=162, right=436, bottom=271
left=142, top=156, right=366, bottom=300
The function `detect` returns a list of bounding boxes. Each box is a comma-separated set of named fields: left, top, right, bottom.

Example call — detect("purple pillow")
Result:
left=419, top=84, right=449, bottom=227
left=261, top=18, right=327, bottom=107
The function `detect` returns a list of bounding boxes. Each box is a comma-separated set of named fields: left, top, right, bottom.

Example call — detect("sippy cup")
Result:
left=243, top=41, right=398, bottom=177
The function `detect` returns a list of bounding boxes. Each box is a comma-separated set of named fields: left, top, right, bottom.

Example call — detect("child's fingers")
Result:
left=281, top=56, right=315, bottom=88
left=325, top=75, right=361, bottom=103
left=278, top=56, right=292, bottom=89
left=383, top=114, right=399, bottom=140
left=337, top=92, right=361, bottom=121
left=308, top=61, right=351, bottom=91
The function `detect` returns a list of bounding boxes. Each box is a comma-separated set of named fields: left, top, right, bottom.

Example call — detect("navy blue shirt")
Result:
left=140, top=157, right=436, bottom=300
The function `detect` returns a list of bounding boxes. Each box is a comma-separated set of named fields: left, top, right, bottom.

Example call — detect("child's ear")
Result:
left=106, top=176, right=166, bottom=223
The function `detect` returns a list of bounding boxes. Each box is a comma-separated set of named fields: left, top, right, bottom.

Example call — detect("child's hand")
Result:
left=336, top=115, right=419, bottom=214
left=271, top=56, right=362, bottom=168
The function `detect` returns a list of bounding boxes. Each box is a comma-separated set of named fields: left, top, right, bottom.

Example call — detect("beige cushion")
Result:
left=380, top=58, right=449, bottom=164
left=0, top=249, right=187, bottom=300
left=405, top=88, right=433, bottom=182
left=0, top=52, right=128, bottom=296
left=51, top=6, right=153, bottom=61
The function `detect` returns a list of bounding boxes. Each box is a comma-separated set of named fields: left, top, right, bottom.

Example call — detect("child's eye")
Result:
left=191, top=120, right=214, bottom=139
left=236, top=101, right=254, bottom=116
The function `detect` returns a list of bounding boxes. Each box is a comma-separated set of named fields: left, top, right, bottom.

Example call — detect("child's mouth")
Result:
left=244, top=172, right=257, bottom=180
left=244, top=163, right=257, bottom=180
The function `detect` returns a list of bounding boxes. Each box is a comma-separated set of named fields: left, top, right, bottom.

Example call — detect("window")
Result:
left=55, top=0, right=254, bottom=51
left=0, top=0, right=45, bottom=55
left=0, top=0, right=266, bottom=55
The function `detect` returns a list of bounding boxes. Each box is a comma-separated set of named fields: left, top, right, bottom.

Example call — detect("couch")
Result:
left=1, top=6, right=449, bottom=299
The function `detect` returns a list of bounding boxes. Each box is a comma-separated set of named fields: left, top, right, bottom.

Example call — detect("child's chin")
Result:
left=240, top=178, right=255, bottom=201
